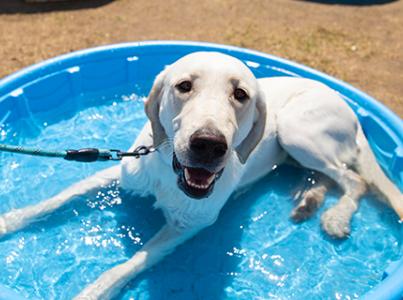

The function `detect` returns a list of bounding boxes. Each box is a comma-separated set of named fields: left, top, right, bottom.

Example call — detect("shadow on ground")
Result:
left=0, top=0, right=114, bottom=14
left=300, top=0, right=398, bottom=5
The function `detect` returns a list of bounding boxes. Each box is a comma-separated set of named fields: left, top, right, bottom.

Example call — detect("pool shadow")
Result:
left=112, top=166, right=301, bottom=300
left=299, top=0, right=398, bottom=5
left=111, top=192, right=261, bottom=299
left=0, top=0, right=114, bottom=14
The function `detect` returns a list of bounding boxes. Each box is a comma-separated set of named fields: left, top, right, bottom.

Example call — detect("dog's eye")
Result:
left=176, top=80, right=192, bottom=93
left=234, top=88, right=249, bottom=102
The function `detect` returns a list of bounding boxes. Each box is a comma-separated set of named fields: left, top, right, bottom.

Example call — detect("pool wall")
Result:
left=0, top=41, right=402, bottom=300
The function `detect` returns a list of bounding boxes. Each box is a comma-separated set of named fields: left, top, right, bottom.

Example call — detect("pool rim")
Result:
left=0, top=40, right=402, bottom=300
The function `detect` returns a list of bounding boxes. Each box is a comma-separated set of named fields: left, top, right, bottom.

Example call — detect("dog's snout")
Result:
left=190, top=128, right=228, bottom=161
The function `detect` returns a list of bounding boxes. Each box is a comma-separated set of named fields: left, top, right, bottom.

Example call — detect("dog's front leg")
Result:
left=0, top=165, right=120, bottom=238
left=74, top=224, right=200, bottom=300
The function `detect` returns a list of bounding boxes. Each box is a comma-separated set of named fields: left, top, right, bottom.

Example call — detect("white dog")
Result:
left=0, top=52, right=402, bottom=299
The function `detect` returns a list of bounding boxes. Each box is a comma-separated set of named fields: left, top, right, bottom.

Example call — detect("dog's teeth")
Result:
left=184, top=168, right=190, bottom=182
left=206, top=174, right=215, bottom=185
left=188, top=181, right=207, bottom=190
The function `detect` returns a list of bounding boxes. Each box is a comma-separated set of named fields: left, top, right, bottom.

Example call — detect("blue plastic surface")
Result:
left=0, top=41, right=402, bottom=299
left=0, top=284, right=31, bottom=300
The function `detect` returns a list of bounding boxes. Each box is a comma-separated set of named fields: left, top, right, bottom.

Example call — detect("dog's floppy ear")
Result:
left=235, top=92, right=267, bottom=164
left=145, top=71, right=168, bottom=147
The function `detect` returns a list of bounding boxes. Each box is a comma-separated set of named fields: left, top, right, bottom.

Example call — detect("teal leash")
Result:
left=0, top=144, right=156, bottom=162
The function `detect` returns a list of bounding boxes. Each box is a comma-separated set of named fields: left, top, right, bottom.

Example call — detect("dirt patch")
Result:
left=0, top=0, right=402, bottom=116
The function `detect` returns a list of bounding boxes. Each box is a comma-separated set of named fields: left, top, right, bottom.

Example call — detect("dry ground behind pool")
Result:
left=0, top=0, right=402, bottom=116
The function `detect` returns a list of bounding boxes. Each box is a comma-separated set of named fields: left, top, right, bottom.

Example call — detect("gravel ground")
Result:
left=0, top=0, right=402, bottom=116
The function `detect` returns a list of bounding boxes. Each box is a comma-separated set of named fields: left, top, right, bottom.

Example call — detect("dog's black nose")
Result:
left=190, top=128, right=228, bottom=162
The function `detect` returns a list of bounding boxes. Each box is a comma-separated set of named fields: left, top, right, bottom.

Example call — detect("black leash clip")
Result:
left=65, top=148, right=110, bottom=162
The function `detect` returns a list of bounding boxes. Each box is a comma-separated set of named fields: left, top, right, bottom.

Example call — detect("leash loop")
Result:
left=118, top=146, right=156, bottom=159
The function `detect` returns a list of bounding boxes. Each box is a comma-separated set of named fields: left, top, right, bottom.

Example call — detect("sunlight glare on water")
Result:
left=0, top=93, right=401, bottom=300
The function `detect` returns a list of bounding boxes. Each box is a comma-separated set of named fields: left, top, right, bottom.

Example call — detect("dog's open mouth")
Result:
left=173, top=153, right=224, bottom=199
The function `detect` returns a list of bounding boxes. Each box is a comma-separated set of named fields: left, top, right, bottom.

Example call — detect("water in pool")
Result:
left=0, top=93, right=401, bottom=300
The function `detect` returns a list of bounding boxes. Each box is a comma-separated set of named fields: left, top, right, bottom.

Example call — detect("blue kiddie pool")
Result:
left=0, top=41, right=402, bottom=300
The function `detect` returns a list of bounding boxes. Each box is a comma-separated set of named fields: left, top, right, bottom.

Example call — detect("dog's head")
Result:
left=145, top=52, right=266, bottom=199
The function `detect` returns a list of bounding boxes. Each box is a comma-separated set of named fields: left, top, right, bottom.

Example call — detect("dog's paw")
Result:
left=0, top=210, right=23, bottom=238
left=291, top=202, right=315, bottom=222
left=321, top=208, right=351, bottom=238
left=291, top=190, right=322, bottom=222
